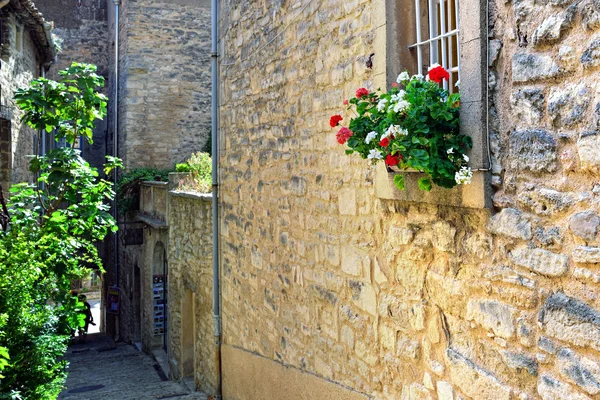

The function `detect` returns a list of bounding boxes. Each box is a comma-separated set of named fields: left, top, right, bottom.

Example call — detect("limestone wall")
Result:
left=116, top=0, right=212, bottom=170
left=217, top=0, right=600, bottom=399
left=167, top=191, right=217, bottom=396
left=0, top=13, right=42, bottom=194
left=37, top=0, right=110, bottom=172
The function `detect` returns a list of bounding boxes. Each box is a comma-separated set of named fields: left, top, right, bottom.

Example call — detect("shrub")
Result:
left=116, top=167, right=172, bottom=215
left=177, top=152, right=212, bottom=193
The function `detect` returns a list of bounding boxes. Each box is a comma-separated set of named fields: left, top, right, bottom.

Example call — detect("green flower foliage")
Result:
left=336, top=71, right=472, bottom=191
left=177, top=152, right=212, bottom=193
left=0, top=63, right=120, bottom=399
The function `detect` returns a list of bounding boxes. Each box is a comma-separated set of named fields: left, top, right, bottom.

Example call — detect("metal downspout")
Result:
left=112, top=0, right=120, bottom=341
left=211, top=0, right=222, bottom=396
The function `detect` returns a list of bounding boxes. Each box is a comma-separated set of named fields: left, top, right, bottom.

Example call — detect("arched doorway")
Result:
left=152, top=242, right=168, bottom=352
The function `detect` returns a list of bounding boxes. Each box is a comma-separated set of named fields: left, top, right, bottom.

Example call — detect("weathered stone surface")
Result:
left=436, top=381, right=454, bottom=400
left=539, top=293, right=600, bottom=351
left=518, top=188, right=574, bottom=216
left=548, top=85, right=591, bottom=128
left=582, top=39, right=600, bottom=69
left=538, top=374, right=592, bottom=400
left=401, top=383, right=433, bottom=400
left=573, top=246, right=600, bottom=263
left=509, top=130, right=558, bottom=174
left=445, top=349, right=512, bottom=400
left=466, top=299, right=517, bottom=338
left=432, top=221, right=456, bottom=252
left=501, top=351, right=539, bottom=376
left=578, top=131, right=600, bottom=172
left=582, top=0, right=600, bottom=31
left=569, top=211, right=600, bottom=241
left=512, top=53, right=562, bottom=82
left=509, top=248, right=568, bottom=277
left=558, top=45, right=578, bottom=68
left=510, top=89, right=545, bottom=126
left=489, top=208, right=532, bottom=240
left=557, top=348, right=600, bottom=395
left=532, top=5, right=577, bottom=46
left=489, top=40, right=502, bottom=66
left=349, top=281, right=377, bottom=316
left=389, top=226, right=415, bottom=246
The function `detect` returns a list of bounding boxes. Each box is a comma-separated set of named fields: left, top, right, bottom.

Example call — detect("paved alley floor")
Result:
left=59, top=335, right=208, bottom=400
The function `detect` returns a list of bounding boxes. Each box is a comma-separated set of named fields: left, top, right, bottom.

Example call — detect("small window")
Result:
left=409, top=0, right=460, bottom=92
left=15, top=25, right=23, bottom=54
left=372, top=0, right=489, bottom=207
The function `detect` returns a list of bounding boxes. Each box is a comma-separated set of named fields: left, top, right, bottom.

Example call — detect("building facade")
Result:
left=0, top=0, right=55, bottom=196
left=213, top=0, right=600, bottom=398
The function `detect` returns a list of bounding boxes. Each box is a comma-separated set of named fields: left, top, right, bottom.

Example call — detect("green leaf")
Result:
left=393, top=174, right=405, bottom=190
left=418, top=177, right=432, bottom=191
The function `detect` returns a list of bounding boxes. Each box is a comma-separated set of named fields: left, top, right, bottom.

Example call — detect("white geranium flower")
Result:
left=455, top=166, right=473, bottom=185
left=365, top=131, right=378, bottom=144
left=376, top=98, right=388, bottom=112
left=390, top=90, right=406, bottom=103
left=455, top=80, right=461, bottom=88
left=393, top=99, right=410, bottom=113
left=397, top=71, right=410, bottom=84
left=447, top=148, right=454, bottom=154
left=411, top=74, right=424, bottom=81
left=384, top=125, right=408, bottom=138
left=463, top=154, right=469, bottom=163
left=368, top=149, right=383, bottom=160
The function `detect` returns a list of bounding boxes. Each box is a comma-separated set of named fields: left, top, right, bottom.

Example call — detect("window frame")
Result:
left=372, top=0, right=490, bottom=208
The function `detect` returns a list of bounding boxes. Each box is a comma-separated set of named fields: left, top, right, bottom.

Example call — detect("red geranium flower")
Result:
left=380, top=137, right=390, bottom=147
left=330, top=114, right=343, bottom=127
left=391, top=82, right=398, bottom=87
left=356, top=87, right=370, bottom=98
left=385, top=153, right=401, bottom=167
left=343, top=99, right=349, bottom=105
left=428, top=65, right=449, bottom=83
left=336, top=127, right=353, bottom=144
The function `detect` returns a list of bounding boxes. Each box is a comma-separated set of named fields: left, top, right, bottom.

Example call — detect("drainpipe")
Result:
left=112, top=0, right=121, bottom=341
left=211, top=0, right=222, bottom=396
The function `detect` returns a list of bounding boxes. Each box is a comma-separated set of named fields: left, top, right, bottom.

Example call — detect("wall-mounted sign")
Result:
left=153, top=275, right=166, bottom=335
left=107, top=286, right=120, bottom=314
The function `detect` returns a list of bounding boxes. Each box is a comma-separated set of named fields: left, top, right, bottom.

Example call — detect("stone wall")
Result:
left=167, top=191, right=216, bottom=396
left=37, top=0, right=109, bottom=171
left=0, top=12, right=42, bottom=194
left=217, top=0, right=600, bottom=399
left=116, top=0, right=212, bottom=170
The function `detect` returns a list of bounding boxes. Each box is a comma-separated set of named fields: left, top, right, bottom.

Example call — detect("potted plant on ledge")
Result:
left=330, top=65, right=472, bottom=192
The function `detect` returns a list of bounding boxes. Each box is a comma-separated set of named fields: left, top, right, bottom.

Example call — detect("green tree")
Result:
left=0, top=63, right=120, bottom=399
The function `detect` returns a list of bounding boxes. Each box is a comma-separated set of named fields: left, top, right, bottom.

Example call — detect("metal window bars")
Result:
left=409, top=0, right=460, bottom=92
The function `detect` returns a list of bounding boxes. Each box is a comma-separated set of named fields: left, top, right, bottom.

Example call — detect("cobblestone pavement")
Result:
left=59, top=335, right=208, bottom=400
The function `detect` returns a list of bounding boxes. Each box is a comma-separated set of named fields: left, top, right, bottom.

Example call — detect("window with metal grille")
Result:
left=410, top=0, right=460, bottom=92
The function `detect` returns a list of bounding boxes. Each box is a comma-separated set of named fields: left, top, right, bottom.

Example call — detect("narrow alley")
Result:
left=58, top=335, right=207, bottom=400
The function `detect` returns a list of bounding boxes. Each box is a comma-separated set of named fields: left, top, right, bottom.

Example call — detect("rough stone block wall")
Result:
left=167, top=191, right=216, bottom=395
left=36, top=0, right=109, bottom=172
left=0, top=13, right=41, bottom=193
left=218, top=0, right=600, bottom=398
left=118, top=0, right=212, bottom=170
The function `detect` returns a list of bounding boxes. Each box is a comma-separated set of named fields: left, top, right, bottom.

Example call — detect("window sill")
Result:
left=374, top=163, right=492, bottom=209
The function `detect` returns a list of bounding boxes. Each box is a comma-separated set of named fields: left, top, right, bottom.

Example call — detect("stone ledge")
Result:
left=141, top=181, right=169, bottom=187
left=136, top=214, right=168, bottom=229
left=169, top=190, right=213, bottom=202
left=374, top=163, right=492, bottom=209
